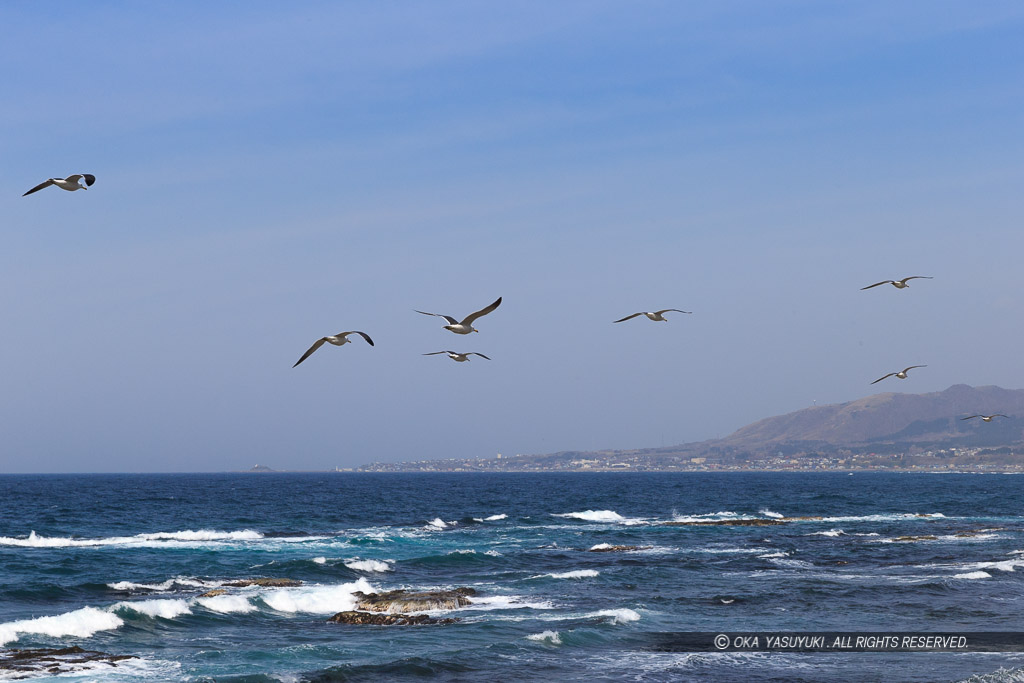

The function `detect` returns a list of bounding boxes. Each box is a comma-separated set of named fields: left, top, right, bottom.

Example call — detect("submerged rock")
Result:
left=662, top=519, right=787, bottom=527
left=225, top=578, right=302, bottom=588
left=328, top=611, right=458, bottom=625
left=353, top=587, right=477, bottom=613
left=587, top=545, right=651, bottom=552
left=0, top=646, right=133, bottom=677
left=199, top=588, right=228, bottom=597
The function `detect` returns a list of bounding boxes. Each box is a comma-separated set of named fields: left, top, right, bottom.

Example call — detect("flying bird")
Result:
left=416, top=297, right=502, bottom=334
left=961, top=414, right=1009, bottom=422
left=292, top=331, right=374, bottom=367
left=23, top=174, right=96, bottom=196
left=423, top=351, right=491, bottom=363
left=870, top=365, right=927, bottom=384
left=860, top=276, right=933, bottom=291
left=614, top=309, right=692, bottom=323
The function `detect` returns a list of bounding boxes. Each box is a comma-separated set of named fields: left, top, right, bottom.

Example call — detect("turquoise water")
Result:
left=1, top=472, right=1023, bottom=681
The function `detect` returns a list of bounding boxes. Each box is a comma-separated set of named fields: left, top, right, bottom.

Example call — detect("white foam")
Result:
left=114, top=598, right=192, bottom=620
left=554, top=510, right=625, bottom=522
left=313, top=557, right=327, bottom=564
left=546, top=570, right=599, bottom=579
left=526, top=630, right=562, bottom=644
left=809, top=529, right=844, bottom=537
left=473, top=513, right=508, bottom=522
left=819, top=513, right=946, bottom=523
left=953, top=571, right=991, bottom=580
left=261, top=578, right=375, bottom=614
left=670, top=511, right=753, bottom=523
left=426, top=518, right=451, bottom=529
left=759, top=509, right=784, bottom=519
left=107, top=577, right=222, bottom=592
left=769, top=558, right=815, bottom=569
left=758, top=552, right=789, bottom=559
left=484, top=549, right=502, bottom=557
left=0, top=607, right=124, bottom=647
left=197, top=594, right=257, bottom=614
left=448, top=549, right=476, bottom=555
left=590, top=543, right=613, bottom=550
left=0, top=529, right=265, bottom=549
left=463, top=595, right=556, bottom=612
left=590, top=608, right=641, bottom=625
left=344, top=559, right=393, bottom=573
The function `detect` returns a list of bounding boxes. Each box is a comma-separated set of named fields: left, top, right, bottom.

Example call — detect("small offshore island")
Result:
left=355, top=385, right=1024, bottom=473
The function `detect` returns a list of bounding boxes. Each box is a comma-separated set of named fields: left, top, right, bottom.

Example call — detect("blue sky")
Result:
left=2, top=2, right=1023, bottom=472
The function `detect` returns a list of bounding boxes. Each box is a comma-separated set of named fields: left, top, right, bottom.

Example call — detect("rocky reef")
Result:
left=0, top=646, right=133, bottom=678
left=328, top=611, right=458, bottom=626
left=224, top=578, right=302, bottom=588
left=662, top=519, right=787, bottom=527
left=353, top=587, right=477, bottom=613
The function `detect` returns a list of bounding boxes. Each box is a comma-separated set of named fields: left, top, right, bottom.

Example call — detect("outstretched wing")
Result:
left=470, top=353, right=491, bottom=360
left=339, top=331, right=374, bottom=346
left=293, top=338, right=327, bottom=367
left=900, top=276, right=933, bottom=283
left=22, top=179, right=55, bottom=196
left=991, top=414, right=1009, bottom=419
left=461, top=297, right=502, bottom=326
left=902, top=365, right=927, bottom=373
left=655, top=309, right=692, bottom=315
left=613, top=312, right=643, bottom=323
left=961, top=415, right=980, bottom=421
left=416, top=310, right=459, bottom=325
left=860, top=280, right=894, bottom=290
left=423, top=351, right=454, bottom=356
left=81, top=174, right=96, bottom=186
left=870, top=373, right=895, bottom=384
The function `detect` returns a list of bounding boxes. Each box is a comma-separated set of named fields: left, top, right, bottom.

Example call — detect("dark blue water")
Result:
left=1, top=473, right=1023, bottom=681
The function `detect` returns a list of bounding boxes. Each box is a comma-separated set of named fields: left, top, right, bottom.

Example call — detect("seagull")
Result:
left=614, top=309, right=692, bottom=323
left=860, top=276, right=933, bottom=291
left=423, top=351, right=491, bottom=363
left=416, top=297, right=502, bottom=334
left=292, top=331, right=374, bottom=367
left=870, top=365, right=927, bottom=384
left=961, top=414, right=1009, bottom=422
left=23, top=174, right=96, bottom=196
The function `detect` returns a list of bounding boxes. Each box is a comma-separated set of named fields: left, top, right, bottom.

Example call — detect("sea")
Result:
left=1, top=472, right=1023, bottom=682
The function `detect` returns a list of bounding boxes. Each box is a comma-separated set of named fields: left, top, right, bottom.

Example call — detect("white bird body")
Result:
left=871, top=365, right=926, bottom=384
left=416, top=297, right=502, bottom=335
left=424, top=351, right=491, bottom=363
left=293, top=331, right=374, bottom=367
left=23, top=174, right=96, bottom=196
left=614, top=308, right=691, bottom=323
left=861, top=276, right=933, bottom=291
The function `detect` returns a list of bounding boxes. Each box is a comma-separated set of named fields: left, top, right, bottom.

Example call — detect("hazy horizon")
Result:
left=3, top=2, right=1023, bottom=473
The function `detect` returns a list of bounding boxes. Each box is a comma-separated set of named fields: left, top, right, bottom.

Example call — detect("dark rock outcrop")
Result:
left=662, top=519, right=787, bottom=527
left=224, top=578, right=301, bottom=588
left=353, top=588, right=477, bottom=613
left=328, top=611, right=458, bottom=625
left=0, top=647, right=133, bottom=677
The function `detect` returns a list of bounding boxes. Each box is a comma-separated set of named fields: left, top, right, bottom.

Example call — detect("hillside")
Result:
left=358, top=385, right=1024, bottom=472
left=718, top=384, right=1024, bottom=448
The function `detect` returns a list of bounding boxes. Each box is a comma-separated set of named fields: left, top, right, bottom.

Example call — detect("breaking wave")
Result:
left=0, top=607, right=124, bottom=647
left=344, top=559, right=393, bottom=573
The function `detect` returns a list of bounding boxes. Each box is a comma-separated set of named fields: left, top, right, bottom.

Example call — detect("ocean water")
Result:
left=1, top=472, right=1024, bottom=682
